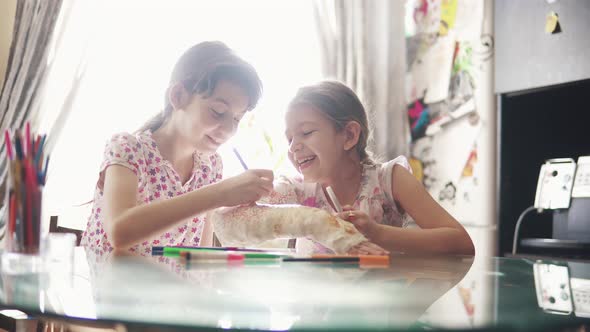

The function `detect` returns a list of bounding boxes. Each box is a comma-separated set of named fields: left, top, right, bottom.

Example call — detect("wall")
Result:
left=495, top=0, right=590, bottom=93
left=405, top=0, right=496, bottom=256
left=0, top=0, right=17, bottom=91
left=405, top=0, right=496, bottom=325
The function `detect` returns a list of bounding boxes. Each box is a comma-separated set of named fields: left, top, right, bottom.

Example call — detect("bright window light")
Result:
left=42, top=0, right=321, bottom=229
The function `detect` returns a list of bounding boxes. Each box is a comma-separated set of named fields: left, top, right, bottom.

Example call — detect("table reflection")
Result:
left=7, top=247, right=551, bottom=330
left=86, top=249, right=474, bottom=330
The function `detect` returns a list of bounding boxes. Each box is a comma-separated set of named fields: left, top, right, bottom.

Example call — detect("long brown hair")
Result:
left=138, top=41, right=263, bottom=132
left=288, top=80, right=375, bottom=164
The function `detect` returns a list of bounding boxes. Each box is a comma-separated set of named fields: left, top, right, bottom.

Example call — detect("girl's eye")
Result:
left=302, top=130, right=315, bottom=136
left=210, top=108, right=223, bottom=118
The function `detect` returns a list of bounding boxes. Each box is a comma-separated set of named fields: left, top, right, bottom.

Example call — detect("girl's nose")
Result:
left=220, top=115, right=237, bottom=137
left=289, top=140, right=303, bottom=153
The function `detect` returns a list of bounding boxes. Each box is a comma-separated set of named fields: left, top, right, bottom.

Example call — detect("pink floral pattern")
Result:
left=264, top=156, right=415, bottom=254
left=80, top=131, right=223, bottom=262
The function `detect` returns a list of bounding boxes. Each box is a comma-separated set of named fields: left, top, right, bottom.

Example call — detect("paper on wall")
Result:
left=453, top=0, right=484, bottom=41
left=409, top=0, right=442, bottom=35
left=439, top=0, right=458, bottom=35
left=429, top=115, right=481, bottom=186
left=406, top=68, right=427, bottom=103
left=423, top=35, right=455, bottom=104
left=425, top=97, right=477, bottom=136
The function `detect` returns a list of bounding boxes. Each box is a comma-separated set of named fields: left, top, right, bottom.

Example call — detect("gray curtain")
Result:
left=313, top=0, right=409, bottom=161
left=0, top=0, right=64, bottom=229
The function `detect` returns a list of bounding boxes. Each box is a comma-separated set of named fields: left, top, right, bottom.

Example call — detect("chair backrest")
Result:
left=49, top=216, right=83, bottom=246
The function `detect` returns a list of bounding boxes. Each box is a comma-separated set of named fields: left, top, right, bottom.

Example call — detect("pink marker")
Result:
left=4, top=130, right=13, bottom=160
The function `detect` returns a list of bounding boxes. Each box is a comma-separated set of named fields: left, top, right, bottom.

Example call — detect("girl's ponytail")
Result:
left=136, top=106, right=171, bottom=133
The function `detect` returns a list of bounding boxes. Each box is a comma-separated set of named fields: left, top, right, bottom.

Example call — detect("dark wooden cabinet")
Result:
left=495, top=0, right=590, bottom=94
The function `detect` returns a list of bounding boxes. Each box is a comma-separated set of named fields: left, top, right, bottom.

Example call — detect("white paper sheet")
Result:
left=423, top=35, right=456, bottom=104
left=453, top=0, right=484, bottom=41
left=430, top=116, right=481, bottom=185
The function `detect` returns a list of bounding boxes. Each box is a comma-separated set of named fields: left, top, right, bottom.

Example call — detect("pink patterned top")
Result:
left=263, top=156, right=416, bottom=254
left=80, top=131, right=223, bottom=261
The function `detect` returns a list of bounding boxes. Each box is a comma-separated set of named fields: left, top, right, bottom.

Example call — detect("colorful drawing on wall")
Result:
left=409, top=157, right=425, bottom=182
left=473, top=34, right=494, bottom=67
left=439, top=0, right=458, bottom=35
left=420, top=41, right=477, bottom=136
left=450, top=42, right=475, bottom=102
left=461, top=146, right=478, bottom=178
left=410, top=137, right=437, bottom=190
left=439, top=181, right=457, bottom=204
left=408, top=98, right=430, bottom=141
left=406, top=0, right=441, bottom=37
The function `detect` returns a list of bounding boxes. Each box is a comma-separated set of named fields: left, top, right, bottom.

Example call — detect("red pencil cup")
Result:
left=2, top=127, right=48, bottom=274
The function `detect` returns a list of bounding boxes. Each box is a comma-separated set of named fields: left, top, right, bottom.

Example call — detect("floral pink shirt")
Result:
left=80, top=131, right=223, bottom=262
left=263, top=156, right=416, bottom=254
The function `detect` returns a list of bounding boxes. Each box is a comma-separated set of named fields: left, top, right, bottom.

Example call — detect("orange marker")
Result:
left=312, top=254, right=390, bottom=266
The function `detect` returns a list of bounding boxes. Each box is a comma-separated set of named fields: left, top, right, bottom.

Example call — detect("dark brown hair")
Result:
left=138, top=41, right=263, bottom=132
left=288, top=80, right=374, bottom=164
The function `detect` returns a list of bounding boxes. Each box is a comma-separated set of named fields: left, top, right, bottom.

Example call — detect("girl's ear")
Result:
left=343, top=121, right=361, bottom=151
left=168, top=82, right=190, bottom=110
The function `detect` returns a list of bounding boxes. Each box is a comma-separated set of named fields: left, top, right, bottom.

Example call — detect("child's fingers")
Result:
left=249, top=169, right=274, bottom=181
left=367, top=242, right=389, bottom=255
left=342, top=204, right=354, bottom=211
left=348, top=242, right=389, bottom=256
left=336, top=210, right=366, bottom=221
left=335, top=211, right=352, bottom=220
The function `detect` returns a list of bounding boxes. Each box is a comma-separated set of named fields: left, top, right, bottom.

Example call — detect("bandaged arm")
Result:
left=210, top=203, right=367, bottom=254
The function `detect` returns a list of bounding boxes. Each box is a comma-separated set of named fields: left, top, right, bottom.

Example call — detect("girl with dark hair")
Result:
left=81, top=41, right=273, bottom=259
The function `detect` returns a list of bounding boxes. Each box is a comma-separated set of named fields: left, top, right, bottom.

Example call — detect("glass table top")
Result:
left=0, top=248, right=589, bottom=331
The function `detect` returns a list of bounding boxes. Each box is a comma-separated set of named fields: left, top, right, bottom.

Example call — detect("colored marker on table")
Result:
left=283, top=257, right=359, bottom=263
left=152, top=246, right=270, bottom=256
left=312, top=254, right=390, bottom=266
left=179, top=251, right=288, bottom=267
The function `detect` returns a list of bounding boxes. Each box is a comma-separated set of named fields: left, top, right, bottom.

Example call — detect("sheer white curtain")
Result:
left=42, top=0, right=321, bottom=229
left=313, top=0, right=409, bottom=160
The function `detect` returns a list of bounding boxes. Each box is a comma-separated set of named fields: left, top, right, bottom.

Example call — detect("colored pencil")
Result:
left=232, top=147, right=248, bottom=170
left=3, top=124, right=49, bottom=253
left=4, top=130, right=13, bottom=160
left=326, top=186, right=343, bottom=212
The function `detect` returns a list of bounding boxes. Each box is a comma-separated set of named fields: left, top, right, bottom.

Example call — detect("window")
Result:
left=42, top=0, right=321, bottom=229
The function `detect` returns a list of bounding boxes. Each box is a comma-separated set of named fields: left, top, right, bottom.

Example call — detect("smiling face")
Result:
left=175, top=80, right=250, bottom=153
left=285, top=105, right=349, bottom=182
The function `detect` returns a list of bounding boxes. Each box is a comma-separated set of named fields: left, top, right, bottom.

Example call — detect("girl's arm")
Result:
left=103, top=165, right=273, bottom=249
left=378, top=165, right=475, bottom=255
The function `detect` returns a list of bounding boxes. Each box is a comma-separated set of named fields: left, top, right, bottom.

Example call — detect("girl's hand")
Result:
left=215, top=169, right=274, bottom=207
left=347, top=241, right=389, bottom=255
left=336, top=205, right=377, bottom=239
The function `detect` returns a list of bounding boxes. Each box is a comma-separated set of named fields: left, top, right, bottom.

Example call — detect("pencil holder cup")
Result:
left=2, top=126, right=48, bottom=274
